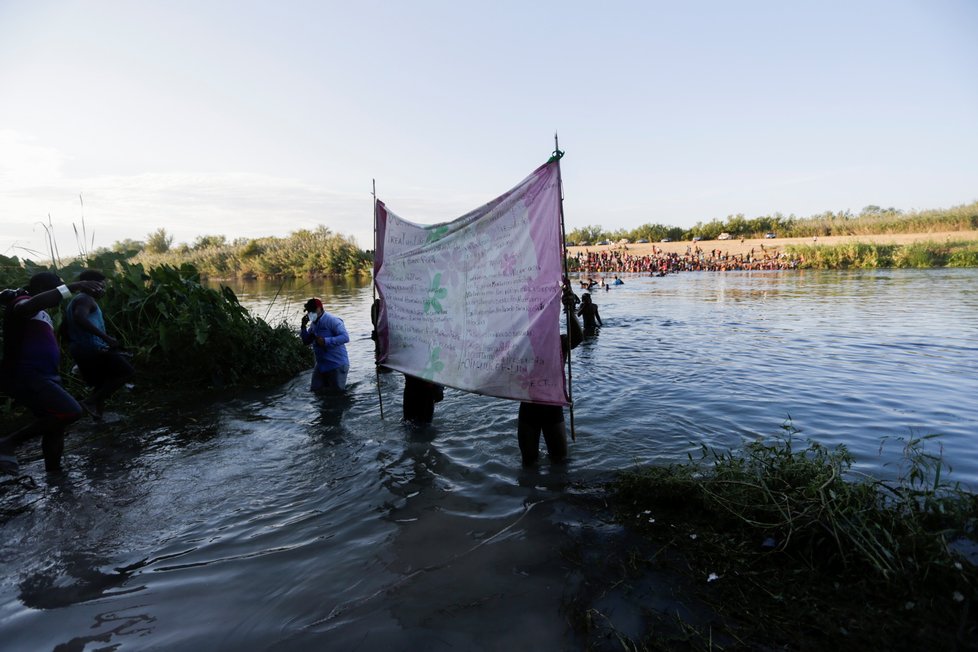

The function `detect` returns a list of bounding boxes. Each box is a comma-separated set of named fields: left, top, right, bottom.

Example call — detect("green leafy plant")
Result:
left=98, top=261, right=311, bottom=388
left=421, top=347, right=444, bottom=380
left=600, top=426, right=978, bottom=650
left=423, top=273, right=447, bottom=314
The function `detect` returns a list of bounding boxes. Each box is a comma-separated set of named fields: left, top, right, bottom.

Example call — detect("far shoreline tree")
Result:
left=145, top=228, right=173, bottom=254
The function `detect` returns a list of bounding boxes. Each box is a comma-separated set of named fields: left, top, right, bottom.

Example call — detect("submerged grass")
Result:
left=573, top=426, right=978, bottom=650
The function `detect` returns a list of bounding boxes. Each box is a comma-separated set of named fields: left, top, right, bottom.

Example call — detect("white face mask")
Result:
left=307, top=311, right=319, bottom=324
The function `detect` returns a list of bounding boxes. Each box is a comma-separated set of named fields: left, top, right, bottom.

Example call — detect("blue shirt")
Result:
left=300, top=312, right=350, bottom=372
left=64, top=294, right=109, bottom=356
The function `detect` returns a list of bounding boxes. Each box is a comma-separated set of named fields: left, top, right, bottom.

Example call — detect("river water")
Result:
left=1, top=268, right=976, bottom=650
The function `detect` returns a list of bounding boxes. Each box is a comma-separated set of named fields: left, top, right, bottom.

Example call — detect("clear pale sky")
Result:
left=2, top=0, right=976, bottom=259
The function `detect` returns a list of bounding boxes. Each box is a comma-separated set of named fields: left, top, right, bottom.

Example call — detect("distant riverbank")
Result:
left=567, top=229, right=978, bottom=270
left=567, top=229, right=978, bottom=259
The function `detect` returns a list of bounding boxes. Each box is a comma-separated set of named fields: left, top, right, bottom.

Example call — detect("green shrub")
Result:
left=101, top=262, right=310, bottom=388
left=892, top=242, right=949, bottom=268
left=948, top=246, right=978, bottom=267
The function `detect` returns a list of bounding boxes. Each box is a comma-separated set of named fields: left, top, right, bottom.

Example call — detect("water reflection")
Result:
left=18, top=551, right=143, bottom=610
left=52, top=607, right=156, bottom=651
left=311, top=392, right=354, bottom=433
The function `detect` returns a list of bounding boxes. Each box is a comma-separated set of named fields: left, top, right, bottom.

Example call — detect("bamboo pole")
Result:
left=554, top=133, right=575, bottom=441
left=372, top=179, right=385, bottom=419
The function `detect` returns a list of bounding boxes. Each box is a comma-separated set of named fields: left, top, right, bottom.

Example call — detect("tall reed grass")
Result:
left=788, top=239, right=978, bottom=269
left=134, top=226, right=371, bottom=279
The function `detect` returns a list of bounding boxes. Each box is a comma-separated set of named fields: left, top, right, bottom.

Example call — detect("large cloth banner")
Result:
left=374, top=161, right=567, bottom=405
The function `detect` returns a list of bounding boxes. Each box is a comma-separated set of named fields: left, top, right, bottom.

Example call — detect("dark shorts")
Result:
left=73, top=349, right=134, bottom=388
left=402, top=376, right=443, bottom=423
left=2, top=372, right=82, bottom=422
left=517, top=401, right=568, bottom=465
left=518, top=402, right=563, bottom=428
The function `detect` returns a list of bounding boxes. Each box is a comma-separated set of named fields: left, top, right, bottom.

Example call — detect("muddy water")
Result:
left=1, top=268, right=976, bottom=650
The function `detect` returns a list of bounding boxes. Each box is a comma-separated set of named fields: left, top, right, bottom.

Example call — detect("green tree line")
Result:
left=567, top=200, right=978, bottom=244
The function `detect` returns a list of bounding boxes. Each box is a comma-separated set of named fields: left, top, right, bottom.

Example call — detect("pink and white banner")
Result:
left=374, top=161, right=567, bottom=405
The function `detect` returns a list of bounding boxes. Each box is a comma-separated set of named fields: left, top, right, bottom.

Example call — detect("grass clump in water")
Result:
left=590, top=426, right=977, bottom=650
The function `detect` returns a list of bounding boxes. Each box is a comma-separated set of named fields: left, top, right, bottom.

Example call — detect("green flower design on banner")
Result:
left=422, top=347, right=444, bottom=380
left=426, top=225, right=449, bottom=243
left=424, top=273, right=448, bottom=314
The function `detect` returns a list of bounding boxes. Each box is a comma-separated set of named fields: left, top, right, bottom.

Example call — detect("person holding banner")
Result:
left=517, top=287, right=583, bottom=466
left=402, top=374, right=444, bottom=424
left=300, top=298, right=350, bottom=393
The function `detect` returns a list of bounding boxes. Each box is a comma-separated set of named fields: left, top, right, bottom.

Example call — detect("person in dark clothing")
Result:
left=517, top=283, right=583, bottom=466
left=402, top=374, right=444, bottom=424
left=577, top=292, right=603, bottom=335
left=63, top=270, right=134, bottom=419
left=0, top=272, right=103, bottom=474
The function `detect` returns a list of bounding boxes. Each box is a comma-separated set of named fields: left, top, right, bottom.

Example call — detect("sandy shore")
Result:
left=567, top=230, right=978, bottom=259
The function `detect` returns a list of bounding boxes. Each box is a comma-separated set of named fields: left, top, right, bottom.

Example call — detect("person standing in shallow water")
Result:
left=577, top=292, right=602, bottom=336
left=402, top=374, right=444, bottom=424
left=300, top=297, right=350, bottom=392
left=517, top=284, right=583, bottom=466
left=0, top=272, right=103, bottom=473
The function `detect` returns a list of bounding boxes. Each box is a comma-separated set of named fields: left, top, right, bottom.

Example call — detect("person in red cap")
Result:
left=300, top=297, right=350, bottom=392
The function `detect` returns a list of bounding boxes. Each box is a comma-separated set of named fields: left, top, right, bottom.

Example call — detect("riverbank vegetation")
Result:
left=567, top=200, right=978, bottom=245
left=131, top=226, right=372, bottom=278
left=12, top=200, right=978, bottom=278
left=571, top=429, right=977, bottom=650
left=788, top=239, right=978, bottom=269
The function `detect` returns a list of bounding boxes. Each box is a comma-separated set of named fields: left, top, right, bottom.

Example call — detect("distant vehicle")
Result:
left=764, top=232, right=777, bottom=239
left=718, top=232, right=732, bottom=240
left=636, top=238, right=649, bottom=243
left=597, top=240, right=610, bottom=245
left=692, top=236, right=703, bottom=242
left=579, top=241, right=590, bottom=246
left=661, top=238, right=672, bottom=243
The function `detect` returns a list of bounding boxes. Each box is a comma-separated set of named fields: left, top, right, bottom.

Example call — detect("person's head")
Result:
left=78, top=269, right=106, bottom=283
left=77, top=269, right=106, bottom=297
left=581, top=292, right=592, bottom=304
left=27, top=272, right=64, bottom=296
left=304, top=298, right=324, bottom=322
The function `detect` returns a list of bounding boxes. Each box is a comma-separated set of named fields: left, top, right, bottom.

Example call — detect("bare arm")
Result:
left=11, top=281, right=103, bottom=319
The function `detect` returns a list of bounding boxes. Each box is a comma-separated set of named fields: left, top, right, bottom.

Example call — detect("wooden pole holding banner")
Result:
left=372, top=178, right=385, bottom=419
left=553, top=132, right=576, bottom=441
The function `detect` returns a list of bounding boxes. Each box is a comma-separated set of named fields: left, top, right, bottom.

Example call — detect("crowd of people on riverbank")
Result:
left=571, top=245, right=800, bottom=275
